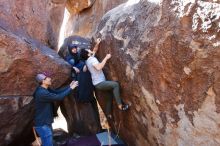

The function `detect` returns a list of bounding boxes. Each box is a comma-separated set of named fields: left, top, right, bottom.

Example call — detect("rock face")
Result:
left=66, top=0, right=96, bottom=14
left=0, top=0, right=66, bottom=49
left=0, top=0, right=103, bottom=142
left=61, top=97, right=101, bottom=136
left=64, top=0, right=127, bottom=38
left=1, top=0, right=219, bottom=145
left=0, top=28, right=71, bottom=96
left=0, top=0, right=73, bottom=145
left=93, top=0, right=220, bottom=146
left=0, top=96, right=34, bottom=146
left=0, top=27, right=71, bottom=145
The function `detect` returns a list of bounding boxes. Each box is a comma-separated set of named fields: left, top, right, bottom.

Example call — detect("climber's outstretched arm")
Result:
left=92, top=38, right=101, bottom=54
left=93, top=54, right=111, bottom=71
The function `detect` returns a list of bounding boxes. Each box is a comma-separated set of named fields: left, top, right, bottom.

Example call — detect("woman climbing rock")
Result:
left=80, top=38, right=130, bottom=119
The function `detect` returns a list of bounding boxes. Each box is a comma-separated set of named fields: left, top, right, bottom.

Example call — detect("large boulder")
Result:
left=64, top=0, right=127, bottom=38
left=0, top=0, right=66, bottom=49
left=61, top=96, right=102, bottom=136
left=0, top=96, right=34, bottom=146
left=0, top=28, right=71, bottom=146
left=0, top=29, right=71, bottom=96
left=0, top=0, right=69, bottom=145
left=0, top=0, right=102, bottom=145
left=0, top=28, right=102, bottom=145
left=95, top=0, right=220, bottom=146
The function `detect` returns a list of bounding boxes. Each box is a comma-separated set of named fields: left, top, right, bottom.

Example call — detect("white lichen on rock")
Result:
left=163, top=87, right=220, bottom=146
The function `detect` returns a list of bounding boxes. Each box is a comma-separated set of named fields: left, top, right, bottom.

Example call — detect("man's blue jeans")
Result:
left=35, top=125, right=53, bottom=146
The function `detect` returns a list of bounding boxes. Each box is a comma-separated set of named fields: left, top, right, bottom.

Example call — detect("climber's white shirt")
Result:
left=86, top=56, right=106, bottom=85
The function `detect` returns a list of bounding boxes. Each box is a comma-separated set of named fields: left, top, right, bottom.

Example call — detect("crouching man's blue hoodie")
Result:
left=33, top=86, right=72, bottom=126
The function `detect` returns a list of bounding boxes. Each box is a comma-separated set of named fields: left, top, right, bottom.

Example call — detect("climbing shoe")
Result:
left=121, top=104, right=129, bottom=111
left=107, top=114, right=113, bottom=120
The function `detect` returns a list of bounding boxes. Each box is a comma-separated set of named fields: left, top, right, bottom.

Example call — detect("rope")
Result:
left=93, top=92, right=122, bottom=145
left=107, top=116, right=122, bottom=145
left=115, top=120, right=121, bottom=139
left=93, top=93, right=109, bottom=129
left=107, top=128, right=112, bottom=146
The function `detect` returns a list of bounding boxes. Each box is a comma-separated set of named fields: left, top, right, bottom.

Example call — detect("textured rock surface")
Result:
left=66, top=0, right=96, bottom=14
left=1, top=0, right=220, bottom=145
left=0, top=26, right=101, bottom=146
left=61, top=96, right=101, bottom=136
left=94, top=0, right=220, bottom=146
left=0, top=29, right=71, bottom=96
left=0, top=0, right=102, bottom=145
left=0, top=0, right=66, bottom=49
left=64, top=0, right=126, bottom=38
left=0, top=96, right=34, bottom=146
left=0, top=0, right=71, bottom=145
left=0, top=28, right=71, bottom=146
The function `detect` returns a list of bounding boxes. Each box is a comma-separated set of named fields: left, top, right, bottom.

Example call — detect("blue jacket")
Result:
left=65, top=54, right=85, bottom=70
left=33, top=86, right=72, bottom=126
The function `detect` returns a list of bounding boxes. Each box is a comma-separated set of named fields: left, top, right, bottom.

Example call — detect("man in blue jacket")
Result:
left=33, top=73, right=78, bottom=146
